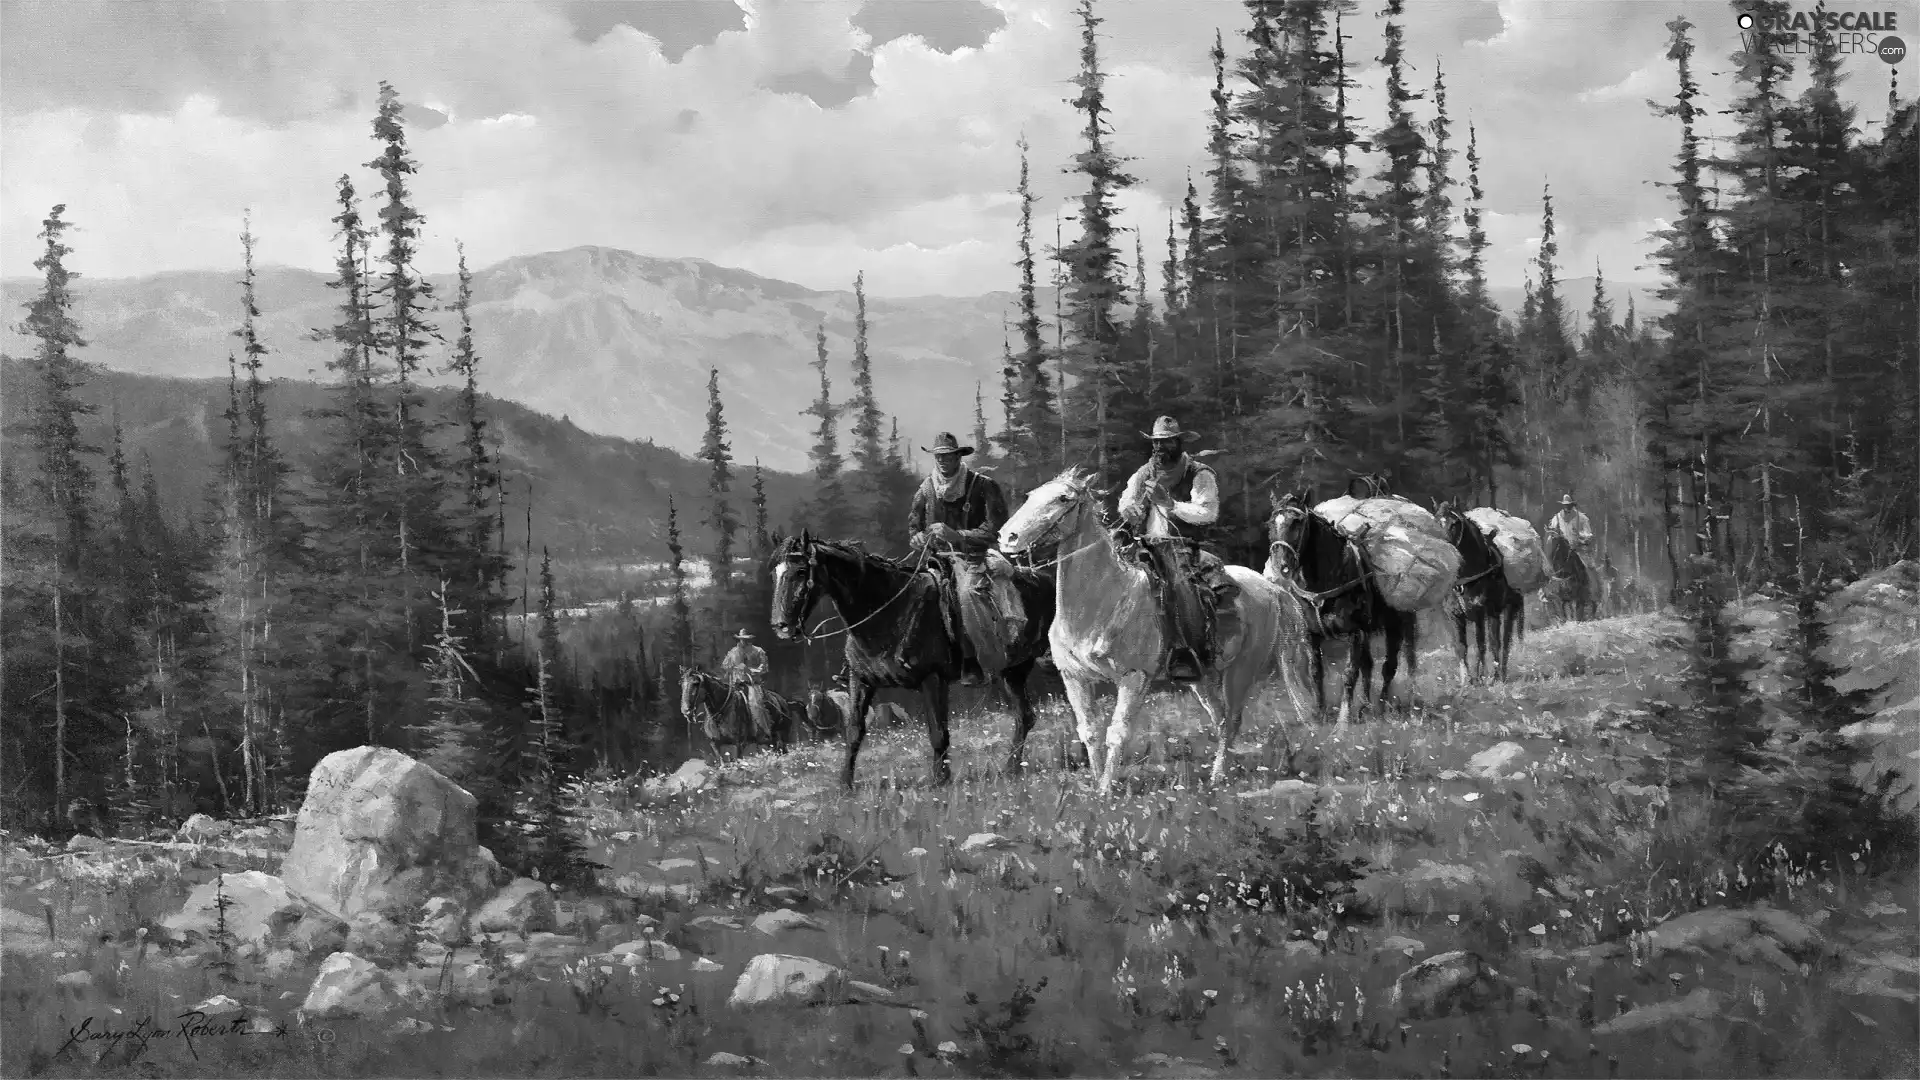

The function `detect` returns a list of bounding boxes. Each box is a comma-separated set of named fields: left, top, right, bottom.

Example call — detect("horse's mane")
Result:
left=1044, top=465, right=1103, bottom=493
left=805, top=536, right=917, bottom=573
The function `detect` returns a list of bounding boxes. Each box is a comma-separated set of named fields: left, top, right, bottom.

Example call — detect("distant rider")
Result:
left=720, top=629, right=772, bottom=738
left=1546, top=494, right=1594, bottom=557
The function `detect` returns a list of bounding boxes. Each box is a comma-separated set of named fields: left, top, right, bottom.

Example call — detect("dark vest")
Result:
left=1156, top=458, right=1217, bottom=539
left=919, top=472, right=999, bottom=532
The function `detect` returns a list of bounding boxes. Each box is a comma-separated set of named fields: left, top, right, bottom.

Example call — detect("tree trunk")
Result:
left=52, top=588, right=66, bottom=820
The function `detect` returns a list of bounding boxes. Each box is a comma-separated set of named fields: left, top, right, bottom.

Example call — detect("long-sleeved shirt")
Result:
left=1118, top=456, right=1220, bottom=539
left=906, top=468, right=1009, bottom=553
left=1548, top=509, right=1593, bottom=545
left=721, top=644, right=768, bottom=684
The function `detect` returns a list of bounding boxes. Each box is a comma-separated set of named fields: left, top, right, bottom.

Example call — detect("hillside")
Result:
left=0, top=248, right=1022, bottom=473
left=0, top=360, right=820, bottom=561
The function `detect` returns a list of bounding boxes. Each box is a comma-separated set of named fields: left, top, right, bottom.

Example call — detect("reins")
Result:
left=789, top=543, right=931, bottom=644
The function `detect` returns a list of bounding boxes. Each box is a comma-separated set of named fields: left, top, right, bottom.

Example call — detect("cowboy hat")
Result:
left=734, top=629, right=755, bottom=640
left=1142, top=416, right=1199, bottom=441
left=1559, top=494, right=1577, bottom=506
left=921, top=432, right=974, bottom=457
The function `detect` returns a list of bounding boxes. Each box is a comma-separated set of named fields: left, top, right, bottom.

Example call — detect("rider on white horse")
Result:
left=1117, top=416, right=1236, bottom=681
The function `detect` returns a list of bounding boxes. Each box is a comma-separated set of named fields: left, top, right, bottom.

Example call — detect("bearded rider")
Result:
left=1547, top=494, right=1594, bottom=557
left=1117, top=416, right=1238, bottom=681
left=720, top=629, right=772, bottom=738
left=907, top=432, right=1022, bottom=686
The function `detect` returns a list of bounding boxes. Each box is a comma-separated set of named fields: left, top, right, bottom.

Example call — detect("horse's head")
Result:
left=1266, top=486, right=1315, bottom=575
left=679, top=666, right=704, bottom=717
left=805, top=688, right=830, bottom=724
left=1435, top=501, right=1466, bottom=545
left=768, top=530, right=822, bottom=640
left=1001, top=467, right=1103, bottom=554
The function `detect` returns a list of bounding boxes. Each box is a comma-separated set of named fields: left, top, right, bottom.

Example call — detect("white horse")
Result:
left=998, top=467, right=1314, bottom=793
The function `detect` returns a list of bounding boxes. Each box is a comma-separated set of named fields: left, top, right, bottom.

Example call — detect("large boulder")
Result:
left=728, top=954, right=892, bottom=1008
left=281, top=747, right=497, bottom=920
left=301, top=952, right=410, bottom=1021
left=160, top=871, right=348, bottom=957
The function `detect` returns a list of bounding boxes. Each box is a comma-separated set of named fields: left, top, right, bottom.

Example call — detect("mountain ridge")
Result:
left=1, top=246, right=1671, bottom=470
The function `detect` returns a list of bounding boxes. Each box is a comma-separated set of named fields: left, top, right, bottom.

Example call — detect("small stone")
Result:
left=1467, top=742, right=1526, bottom=777
left=692, top=956, right=724, bottom=972
left=190, top=994, right=244, bottom=1018
left=960, top=832, right=1013, bottom=852
left=752, top=909, right=822, bottom=935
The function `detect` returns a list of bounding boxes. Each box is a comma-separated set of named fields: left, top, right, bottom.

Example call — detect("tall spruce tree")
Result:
left=804, top=324, right=853, bottom=535
left=1057, top=0, right=1140, bottom=479
left=848, top=272, right=885, bottom=476
left=1004, top=136, right=1058, bottom=485
left=699, top=368, right=738, bottom=590
left=665, top=494, right=694, bottom=665
left=446, top=242, right=506, bottom=642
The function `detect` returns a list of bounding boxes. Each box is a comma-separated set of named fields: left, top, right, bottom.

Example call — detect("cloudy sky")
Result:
left=1, top=0, right=1906, bottom=297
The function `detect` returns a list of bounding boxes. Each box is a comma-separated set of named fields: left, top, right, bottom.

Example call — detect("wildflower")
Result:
left=1448, top=914, right=1461, bottom=925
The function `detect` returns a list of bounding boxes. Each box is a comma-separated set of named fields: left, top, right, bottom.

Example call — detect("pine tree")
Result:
left=1455, top=124, right=1521, bottom=504
left=537, top=546, right=561, bottom=669
left=804, top=324, right=852, bottom=535
left=848, top=272, right=886, bottom=476
left=446, top=242, right=506, bottom=643
left=15, top=205, right=102, bottom=818
left=972, top=382, right=992, bottom=466
left=1057, top=0, right=1140, bottom=479
left=415, top=583, right=493, bottom=793
left=1006, top=135, right=1058, bottom=483
left=699, top=368, right=738, bottom=589
left=750, top=461, right=771, bottom=556
left=665, top=495, right=694, bottom=664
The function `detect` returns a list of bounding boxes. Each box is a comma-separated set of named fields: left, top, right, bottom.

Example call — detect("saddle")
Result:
left=1126, top=532, right=1240, bottom=675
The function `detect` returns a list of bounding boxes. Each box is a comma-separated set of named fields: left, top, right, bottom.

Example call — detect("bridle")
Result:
left=1440, top=509, right=1504, bottom=588
left=771, top=539, right=931, bottom=646
left=1267, top=506, right=1375, bottom=606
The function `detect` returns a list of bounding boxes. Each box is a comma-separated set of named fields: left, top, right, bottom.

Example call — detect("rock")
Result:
left=190, top=994, right=244, bottom=1018
left=1467, top=742, right=1526, bottom=777
left=301, top=952, right=402, bottom=1021
left=653, top=858, right=701, bottom=873
left=644, top=759, right=716, bottom=799
left=390, top=1017, right=435, bottom=1036
left=1379, top=935, right=1426, bottom=957
left=175, top=813, right=231, bottom=844
left=849, top=979, right=894, bottom=1002
left=1594, top=988, right=1726, bottom=1035
left=419, top=897, right=468, bottom=945
left=505, top=933, right=588, bottom=974
left=282, top=747, right=498, bottom=920
left=1644, top=906, right=1819, bottom=972
left=1391, top=951, right=1510, bottom=1018
left=707, top=1051, right=769, bottom=1067
left=608, top=939, right=681, bottom=963
left=610, top=874, right=702, bottom=905
left=728, top=954, right=855, bottom=1007
left=160, top=871, right=348, bottom=957
left=752, top=909, right=823, bottom=935
left=65, top=834, right=109, bottom=852
left=262, top=949, right=304, bottom=979
left=471, top=878, right=558, bottom=935
left=345, top=909, right=412, bottom=963
left=54, top=970, right=93, bottom=992
left=960, top=832, right=1013, bottom=852
left=692, top=956, right=724, bottom=972
left=763, top=886, right=805, bottom=903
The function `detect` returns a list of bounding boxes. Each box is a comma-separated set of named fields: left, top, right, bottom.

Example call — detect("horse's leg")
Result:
left=923, top=676, right=953, bottom=786
left=841, top=677, right=873, bottom=790
left=1099, top=671, right=1151, bottom=795
left=1311, top=634, right=1328, bottom=716
left=1453, top=608, right=1471, bottom=685
left=1379, top=619, right=1403, bottom=714
left=1061, top=674, right=1105, bottom=778
left=1339, top=632, right=1364, bottom=725
left=1499, top=598, right=1518, bottom=682
left=1188, top=677, right=1231, bottom=789
left=1473, top=608, right=1489, bottom=683
left=1002, top=660, right=1039, bottom=774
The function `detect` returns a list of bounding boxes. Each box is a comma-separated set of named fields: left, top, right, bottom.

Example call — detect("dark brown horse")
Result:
left=678, top=667, right=803, bottom=758
left=1436, top=503, right=1526, bottom=683
left=768, top=531, right=1055, bottom=789
left=1542, top=534, right=1597, bottom=623
left=1266, top=489, right=1418, bottom=721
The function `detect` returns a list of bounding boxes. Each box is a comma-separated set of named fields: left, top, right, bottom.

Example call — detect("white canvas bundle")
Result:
left=1311, top=496, right=1460, bottom=612
left=1462, top=507, right=1549, bottom=594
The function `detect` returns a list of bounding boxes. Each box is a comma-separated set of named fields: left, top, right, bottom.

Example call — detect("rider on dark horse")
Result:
left=907, top=431, right=1020, bottom=686
left=1117, top=416, right=1240, bottom=681
left=1547, top=494, right=1595, bottom=562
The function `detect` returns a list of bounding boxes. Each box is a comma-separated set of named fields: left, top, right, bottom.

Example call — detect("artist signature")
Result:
left=59, top=1010, right=289, bottom=1060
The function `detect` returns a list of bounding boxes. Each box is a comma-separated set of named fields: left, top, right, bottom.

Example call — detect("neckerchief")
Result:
left=930, top=465, right=972, bottom=502
left=1147, top=452, right=1191, bottom=494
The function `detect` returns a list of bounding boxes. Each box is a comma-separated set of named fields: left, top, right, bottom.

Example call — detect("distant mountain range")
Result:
left=0, top=246, right=1670, bottom=471
left=0, top=360, right=820, bottom=562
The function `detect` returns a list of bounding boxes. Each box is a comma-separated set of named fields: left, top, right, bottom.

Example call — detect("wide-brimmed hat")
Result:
left=734, top=629, right=755, bottom=641
left=922, top=432, right=974, bottom=457
left=1142, top=416, right=1199, bottom=441
left=1559, top=494, right=1577, bottom=507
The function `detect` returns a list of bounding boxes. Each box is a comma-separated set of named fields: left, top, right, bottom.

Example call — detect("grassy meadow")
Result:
left=4, top=612, right=1916, bottom=1079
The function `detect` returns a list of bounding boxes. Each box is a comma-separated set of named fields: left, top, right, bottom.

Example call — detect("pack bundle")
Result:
left=1311, top=495, right=1460, bottom=612
left=1462, top=507, right=1549, bottom=593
